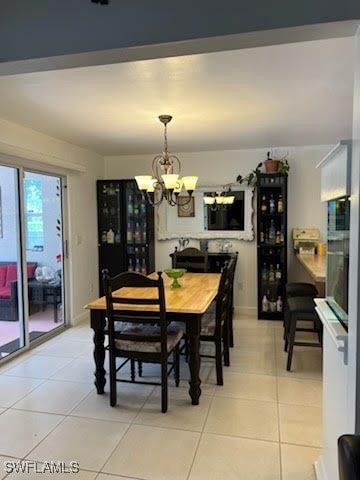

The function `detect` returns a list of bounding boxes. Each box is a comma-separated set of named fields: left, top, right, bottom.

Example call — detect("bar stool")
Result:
left=283, top=282, right=318, bottom=347
left=285, top=296, right=322, bottom=371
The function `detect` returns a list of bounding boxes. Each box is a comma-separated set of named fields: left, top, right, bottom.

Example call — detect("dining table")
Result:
left=84, top=271, right=221, bottom=405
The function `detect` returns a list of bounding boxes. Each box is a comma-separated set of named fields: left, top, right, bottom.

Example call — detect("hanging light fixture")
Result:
left=203, top=185, right=235, bottom=211
left=135, top=115, right=198, bottom=207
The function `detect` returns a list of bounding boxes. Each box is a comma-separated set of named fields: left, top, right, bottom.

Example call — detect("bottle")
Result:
left=262, top=294, right=269, bottom=312
left=261, top=195, right=267, bottom=213
left=110, top=205, right=116, bottom=215
left=102, top=184, right=108, bottom=195
left=140, top=258, right=147, bottom=275
left=101, top=231, right=107, bottom=243
left=115, top=230, right=121, bottom=243
left=103, top=202, right=109, bottom=216
left=276, top=296, right=283, bottom=312
left=269, top=194, right=275, bottom=214
left=128, top=258, right=134, bottom=271
left=135, top=257, right=141, bottom=272
left=127, top=222, right=133, bottom=243
left=277, top=194, right=283, bottom=213
left=280, top=224, right=285, bottom=243
left=269, top=220, right=275, bottom=244
left=268, top=264, right=275, bottom=282
left=107, top=228, right=114, bottom=244
left=275, top=264, right=282, bottom=280
left=260, top=223, right=265, bottom=243
left=261, top=262, right=268, bottom=281
left=142, top=228, right=147, bottom=243
left=127, top=193, right=134, bottom=216
left=140, top=202, right=146, bottom=216
left=134, top=198, right=139, bottom=216
left=275, top=230, right=281, bottom=244
left=134, top=222, right=141, bottom=243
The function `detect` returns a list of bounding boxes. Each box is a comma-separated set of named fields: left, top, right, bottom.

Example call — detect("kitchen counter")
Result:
left=296, top=253, right=326, bottom=296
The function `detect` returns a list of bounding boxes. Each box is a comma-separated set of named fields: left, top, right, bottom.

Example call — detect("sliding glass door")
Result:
left=0, top=165, right=66, bottom=359
left=24, top=171, right=65, bottom=343
left=0, top=166, right=25, bottom=358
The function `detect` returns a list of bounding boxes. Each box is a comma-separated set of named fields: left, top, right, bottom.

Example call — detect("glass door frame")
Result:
left=0, top=158, right=69, bottom=361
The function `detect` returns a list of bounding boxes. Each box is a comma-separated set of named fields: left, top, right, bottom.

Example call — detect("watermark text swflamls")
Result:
left=4, top=461, right=80, bottom=474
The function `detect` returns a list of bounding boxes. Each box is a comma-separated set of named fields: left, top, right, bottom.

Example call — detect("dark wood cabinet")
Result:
left=256, top=173, right=288, bottom=320
left=170, top=251, right=235, bottom=273
left=97, top=179, right=155, bottom=294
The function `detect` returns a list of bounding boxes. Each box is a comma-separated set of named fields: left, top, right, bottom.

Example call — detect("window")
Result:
left=24, top=179, right=44, bottom=251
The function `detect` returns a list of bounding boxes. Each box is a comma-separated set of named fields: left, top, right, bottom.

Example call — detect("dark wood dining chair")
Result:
left=199, top=259, right=233, bottom=385
left=227, top=252, right=238, bottom=347
left=173, top=247, right=208, bottom=272
left=102, top=269, right=184, bottom=413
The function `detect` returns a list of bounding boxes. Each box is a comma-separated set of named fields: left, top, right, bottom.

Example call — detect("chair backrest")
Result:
left=214, top=261, right=232, bottom=334
left=173, top=247, right=208, bottom=272
left=102, top=269, right=167, bottom=353
left=285, top=282, right=318, bottom=298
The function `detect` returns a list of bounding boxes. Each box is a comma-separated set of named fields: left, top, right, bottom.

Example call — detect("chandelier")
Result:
left=135, top=115, right=198, bottom=207
left=203, top=186, right=235, bottom=211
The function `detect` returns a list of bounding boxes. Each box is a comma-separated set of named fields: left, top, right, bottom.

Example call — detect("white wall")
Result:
left=105, top=145, right=330, bottom=314
left=0, top=118, right=104, bottom=324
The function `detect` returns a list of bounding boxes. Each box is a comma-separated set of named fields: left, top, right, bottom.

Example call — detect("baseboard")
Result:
left=234, top=306, right=257, bottom=317
left=71, top=310, right=89, bottom=326
left=314, top=456, right=327, bottom=480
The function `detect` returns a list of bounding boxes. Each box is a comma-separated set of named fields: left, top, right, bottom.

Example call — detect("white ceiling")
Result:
left=0, top=36, right=354, bottom=156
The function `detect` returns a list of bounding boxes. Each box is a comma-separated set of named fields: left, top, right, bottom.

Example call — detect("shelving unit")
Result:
left=256, top=173, right=288, bottom=320
left=97, top=179, right=155, bottom=295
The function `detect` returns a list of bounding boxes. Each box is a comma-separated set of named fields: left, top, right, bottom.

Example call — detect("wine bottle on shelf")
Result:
left=262, top=294, right=269, bottom=312
left=134, top=198, right=139, bottom=216
left=142, top=228, right=147, bottom=243
left=103, top=202, right=109, bottom=216
left=127, top=193, right=134, bottom=216
left=280, top=224, right=285, bottom=243
left=107, top=228, right=114, bottom=244
left=134, top=222, right=141, bottom=243
left=128, top=258, right=134, bottom=271
left=276, top=296, right=283, bottom=312
left=268, top=264, right=275, bottom=282
left=261, top=195, right=267, bottom=213
left=275, top=264, right=282, bottom=280
left=140, top=202, right=146, bottom=216
left=261, top=262, right=268, bottom=281
left=269, top=194, right=275, bottom=214
left=268, top=220, right=275, bottom=244
left=260, top=223, right=265, bottom=244
left=135, top=257, right=141, bottom=272
left=101, top=231, right=107, bottom=243
left=127, top=222, right=133, bottom=243
left=141, top=258, right=147, bottom=275
left=275, top=230, right=281, bottom=244
left=115, top=230, right=121, bottom=243
left=277, top=194, right=283, bottom=213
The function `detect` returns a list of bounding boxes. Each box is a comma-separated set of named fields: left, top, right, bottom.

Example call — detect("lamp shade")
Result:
left=182, top=176, right=198, bottom=191
left=135, top=175, right=152, bottom=191
left=223, top=195, right=235, bottom=204
left=147, top=178, right=157, bottom=193
left=215, top=195, right=224, bottom=204
left=204, top=196, right=215, bottom=205
left=161, top=174, right=179, bottom=189
left=173, top=178, right=183, bottom=194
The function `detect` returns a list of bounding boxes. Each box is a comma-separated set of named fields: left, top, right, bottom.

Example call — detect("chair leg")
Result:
left=138, top=361, right=143, bottom=377
left=130, top=359, right=136, bottom=382
left=229, top=303, right=234, bottom=348
left=286, top=312, right=297, bottom=371
left=174, top=347, right=180, bottom=387
left=161, top=360, right=168, bottom=413
left=215, top=338, right=224, bottom=386
left=109, top=352, right=117, bottom=407
left=223, top=323, right=230, bottom=367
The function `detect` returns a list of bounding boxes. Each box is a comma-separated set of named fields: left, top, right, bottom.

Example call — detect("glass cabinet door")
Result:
left=124, top=181, right=148, bottom=275
left=98, top=181, right=121, bottom=245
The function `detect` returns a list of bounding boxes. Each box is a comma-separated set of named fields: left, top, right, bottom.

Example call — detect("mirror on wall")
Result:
left=157, top=185, right=254, bottom=241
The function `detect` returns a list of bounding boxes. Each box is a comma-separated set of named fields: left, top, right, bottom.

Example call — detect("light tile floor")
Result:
left=0, top=315, right=322, bottom=480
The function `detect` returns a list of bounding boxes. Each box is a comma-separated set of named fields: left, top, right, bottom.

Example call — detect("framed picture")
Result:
left=177, top=197, right=195, bottom=217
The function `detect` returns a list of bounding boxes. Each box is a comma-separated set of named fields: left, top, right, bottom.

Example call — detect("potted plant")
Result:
left=236, top=162, right=263, bottom=188
left=264, top=151, right=279, bottom=173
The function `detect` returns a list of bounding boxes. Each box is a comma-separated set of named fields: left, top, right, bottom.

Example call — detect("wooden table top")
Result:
left=84, top=272, right=221, bottom=315
left=296, top=254, right=326, bottom=282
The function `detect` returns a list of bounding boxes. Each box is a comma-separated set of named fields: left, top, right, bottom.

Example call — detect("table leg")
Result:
left=90, top=309, right=107, bottom=394
left=186, top=315, right=202, bottom=405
